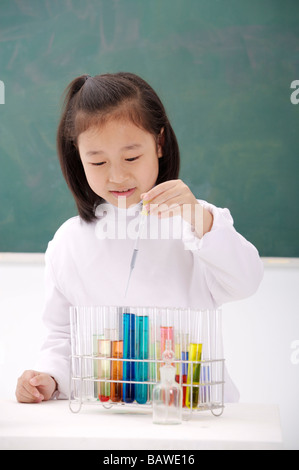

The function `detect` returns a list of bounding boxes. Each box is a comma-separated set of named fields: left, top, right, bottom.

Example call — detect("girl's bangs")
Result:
left=73, top=100, right=150, bottom=143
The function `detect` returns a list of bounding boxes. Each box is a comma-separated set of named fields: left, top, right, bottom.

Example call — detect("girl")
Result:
left=16, top=72, right=263, bottom=403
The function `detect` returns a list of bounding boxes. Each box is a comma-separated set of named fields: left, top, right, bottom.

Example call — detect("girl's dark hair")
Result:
left=57, top=72, right=180, bottom=221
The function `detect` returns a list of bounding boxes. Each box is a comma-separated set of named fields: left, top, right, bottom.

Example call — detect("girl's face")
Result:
left=78, top=118, right=163, bottom=208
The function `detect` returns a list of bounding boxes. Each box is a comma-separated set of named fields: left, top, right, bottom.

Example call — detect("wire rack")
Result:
left=69, top=306, right=225, bottom=418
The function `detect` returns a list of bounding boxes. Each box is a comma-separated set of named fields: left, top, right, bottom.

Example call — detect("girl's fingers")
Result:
left=150, top=189, right=182, bottom=208
left=145, top=188, right=185, bottom=214
left=16, top=371, right=44, bottom=403
left=30, top=374, right=49, bottom=388
left=141, top=179, right=181, bottom=202
left=16, top=384, right=43, bottom=403
left=143, top=180, right=193, bottom=213
left=149, top=199, right=183, bottom=217
left=142, top=179, right=198, bottom=221
left=155, top=203, right=182, bottom=218
left=23, top=381, right=43, bottom=400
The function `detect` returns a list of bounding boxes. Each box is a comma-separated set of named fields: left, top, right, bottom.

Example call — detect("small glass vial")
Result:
left=152, top=340, right=182, bottom=424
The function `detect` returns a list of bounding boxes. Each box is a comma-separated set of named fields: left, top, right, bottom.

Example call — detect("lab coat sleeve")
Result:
left=35, top=245, right=71, bottom=399
left=182, top=200, right=264, bottom=306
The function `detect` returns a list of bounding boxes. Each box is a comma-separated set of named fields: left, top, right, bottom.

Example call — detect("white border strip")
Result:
left=262, top=257, right=299, bottom=268
left=0, top=253, right=299, bottom=268
left=0, top=253, right=45, bottom=264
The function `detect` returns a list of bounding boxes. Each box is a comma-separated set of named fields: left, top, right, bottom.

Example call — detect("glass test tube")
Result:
left=160, top=308, right=174, bottom=366
left=83, top=306, right=96, bottom=400
left=186, top=310, right=202, bottom=409
left=149, top=308, right=159, bottom=399
left=92, top=307, right=110, bottom=401
left=93, top=333, right=103, bottom=399
left=110, top=309, right=123, bottom=402
left=210, top=309, right=224, bottom=405
left=97, top=337, right=111, bottom=401
left=173, top=308, right=189, bottom=408
left=175, top=332, right=188, bottom=407
left=70, top=306, right=81, bottom=400
left=200, top=310, right=211, bottom=405
left=123, top=311, right=135, bottom=403
left=136, top=310, right=149, bottom=404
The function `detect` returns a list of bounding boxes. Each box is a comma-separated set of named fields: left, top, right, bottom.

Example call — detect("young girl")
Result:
left=16, top=72, right=263, bottom=403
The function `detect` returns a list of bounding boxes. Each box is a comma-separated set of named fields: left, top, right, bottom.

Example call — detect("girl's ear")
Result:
left=157, top=127, right=165, bottom=158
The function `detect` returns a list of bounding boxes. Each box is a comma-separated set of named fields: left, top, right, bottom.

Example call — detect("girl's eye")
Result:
left=125, top=156, right=141, bottom=162
left=91, top=162, right=106, bottom=166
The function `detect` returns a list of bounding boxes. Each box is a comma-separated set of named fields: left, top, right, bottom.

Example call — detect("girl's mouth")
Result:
left=110, top=188, right=136, bottom=198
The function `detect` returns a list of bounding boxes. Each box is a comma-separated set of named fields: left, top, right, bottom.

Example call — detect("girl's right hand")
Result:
left=15, top=370, right=57, bottom=403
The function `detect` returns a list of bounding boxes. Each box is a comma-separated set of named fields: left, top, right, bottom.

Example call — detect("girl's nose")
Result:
left=108, top=163, right=129, bottom=184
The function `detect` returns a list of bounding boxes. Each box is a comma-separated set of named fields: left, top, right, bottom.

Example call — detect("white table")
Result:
left=0, top=399, right=283, bottom=450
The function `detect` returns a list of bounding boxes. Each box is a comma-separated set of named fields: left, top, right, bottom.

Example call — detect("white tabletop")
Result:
left=0, top=399, right=283, bottom=450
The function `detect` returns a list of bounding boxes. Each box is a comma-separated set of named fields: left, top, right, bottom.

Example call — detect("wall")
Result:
left=0, top=255, right=298, bottom=449
left=221, top=258, right=299, bottom=450
left=1, top=0, right=299, bottom=256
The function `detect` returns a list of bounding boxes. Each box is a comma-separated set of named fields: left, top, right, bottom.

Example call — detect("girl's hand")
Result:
left=141, top=179, right=213, bottom=237
left=16, top=370, right=57, bottom=403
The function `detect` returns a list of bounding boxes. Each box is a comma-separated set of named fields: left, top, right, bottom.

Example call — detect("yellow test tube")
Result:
left=185, top=342, right=202, bottom=409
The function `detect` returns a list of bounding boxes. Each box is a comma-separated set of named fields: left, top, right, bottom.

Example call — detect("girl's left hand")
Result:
left=141, top=179, right=213, bottom=237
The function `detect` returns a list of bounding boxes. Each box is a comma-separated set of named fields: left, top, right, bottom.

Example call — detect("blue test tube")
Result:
left=136, top=314, right=149, bottom=404
left=123, top=312, right=135, bottom=403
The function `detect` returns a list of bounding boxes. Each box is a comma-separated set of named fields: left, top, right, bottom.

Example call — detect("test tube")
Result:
left=149, top=308, right=159, bottom=399
left=90, top=307, right=111, bottom=401
left=110, top=308, right=123, bottom=402
left=200, top=310, right=211, bottom=405
left=210, top=309, right=224, bottom=406
left=70, top=306, right=81, bottom=400
left=136, top=308, right=149, bottom=404
left=93, top=333, right=103, bottom=399
left=123, top=310, right=135, bottom=403
left=83, top=306, right=96, bottom=400
left=175, top=331, right=181, bottom=382
left=160, top=308, right=174, bottom=365
left=97, top=337, right=111, bottom=402
left=175, top=332, right=188, bottom=407
left=186, top=310, right=202, bottom=409
left=173, top=308, right=189, bottom=408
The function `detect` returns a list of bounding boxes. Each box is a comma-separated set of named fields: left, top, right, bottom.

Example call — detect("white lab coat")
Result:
left=35, top=200, right=264, bottom=402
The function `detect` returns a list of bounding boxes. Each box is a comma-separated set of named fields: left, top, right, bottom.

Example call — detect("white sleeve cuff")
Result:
left=182, top=200, right=233, bottom=251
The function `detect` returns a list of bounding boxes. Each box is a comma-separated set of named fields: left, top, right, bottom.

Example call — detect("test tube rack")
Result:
left=69, top=306, right=225, bottom=417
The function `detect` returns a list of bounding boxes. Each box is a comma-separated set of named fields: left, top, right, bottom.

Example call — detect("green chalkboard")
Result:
left=1, top=0, right=299, bottom=256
